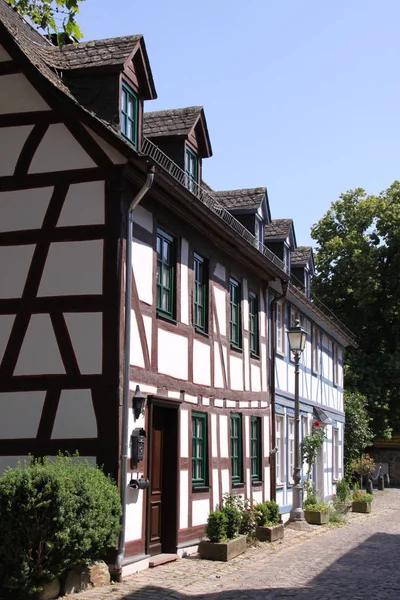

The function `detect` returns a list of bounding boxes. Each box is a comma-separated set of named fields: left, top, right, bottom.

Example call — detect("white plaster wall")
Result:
left=158, top=329, right=188, bottom=380
left=180, top=238, right=189, bottom=325
left=0, top=391, right=45, bottom=438
left=180, top=470, right=189, bottom=529
left=84, top=126, right=128, bottom=165
left=230, top=354, right=243, bottom=390
left=57, top=181, right=105, bottom=227
left=29, top=124, right=96, bottom=173
left=192, top=498, right=210, bottom=526
left=15, top=314, right=65, bottom=375
left=264, top=466, right=270, bottom=501
left=252, top=490, right=263, bottom=504
left=213, top=287, right=226, bottom=336
left=242, top=280, right=249, bottom=331
left=132, top=205, right=153, bottom=233
left=0, top=125, right=33, bottom=176
left=132, top=238, right=153, bottom=305
left=276, top=358, right=286, bottom=392
left=0, top=315, right=14, bottom=364
left=221, top=469, right=230, bottom=496
left=0, top=244, right=35, bottom=299
left=180, top=409, right=189, bottom=458
left=0, top=456, right=30, bottom=475
left=185, top=393, right=198, bottom=404
left=288, top=362, right=295, bottom=395
left=261, top=342, right=267, bottom=390
left=143, top=315, right=152, bottom=364
left=130, top=309, right=144, bottom=368
left=168, top=390, right=181, bottom=399
left=0, top=74, right=49, bottom=113
left=0, top=45, right=11, bottom=61
left=211, top=413, right=218, bottom=457
left=214, top=263, right=226, bottom=281
left=259, top=292, right=266, bottom=338
left=214, top=341, right=224, bottom=388
left=263, top=415, right=270, bottom=457
left=219, top=415, right=229, bottom=458
left=51, top=389, right=97, bottom=439
left=243, top=337, right=250, bottom=390
left=212, top=468, right=220, bottom=508
left=64, top=312, right=102, bottom=374
left=193, top=339, right=211, bottom=386
left=38, top=240, right=103, bottom=296
left=0, top=187, right=53, bottom=231
left=251, top=363, right=261, bottom=392
left=125, top=478, right=144, bottom=541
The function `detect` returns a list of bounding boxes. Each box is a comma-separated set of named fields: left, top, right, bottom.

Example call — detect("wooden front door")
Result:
left=147, top=403, right=178, bottom=556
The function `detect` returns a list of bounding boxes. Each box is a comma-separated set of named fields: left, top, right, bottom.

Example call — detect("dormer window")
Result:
left=255, top=216, right=264, bottom=246
left=284, top=245, right=291, bottom=271
left=185, top=146, right=198, bottom=193
left=121, top=82, right=139, bottom=148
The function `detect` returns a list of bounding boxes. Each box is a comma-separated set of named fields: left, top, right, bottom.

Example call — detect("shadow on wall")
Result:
left=115, top=532, right=400, bottom=600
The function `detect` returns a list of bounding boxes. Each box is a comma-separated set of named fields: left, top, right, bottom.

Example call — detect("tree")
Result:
left=311, top=182, right=400, bottom=438
left=343, top=391, right=373, bottom=482
left=7, top=0, right=83, bottom=43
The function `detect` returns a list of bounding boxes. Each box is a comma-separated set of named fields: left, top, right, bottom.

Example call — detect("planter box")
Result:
left=352, top=501, right=372, bottom=513
left=304, top=510, right=329, bottom=525
left=256, top=523, right=284, bottom=542
left=198, top=534, right=247, bottom=562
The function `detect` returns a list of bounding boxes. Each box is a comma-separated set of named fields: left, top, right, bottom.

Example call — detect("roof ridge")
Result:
left=144, top=105, right=203, bottom=116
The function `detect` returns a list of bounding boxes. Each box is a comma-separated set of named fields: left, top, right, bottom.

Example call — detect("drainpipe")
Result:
left=269, top=279, right=288, bottom=502
left=115, top=164, right=155, bottom=581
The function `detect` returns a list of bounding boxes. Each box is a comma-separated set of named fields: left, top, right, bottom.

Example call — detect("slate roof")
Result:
left=264, top=219, right=293, bottom=240
left=58, top=35, right=143, bottom=70
left=291, top=246, right=313, bottom=265
left=213, top=188, right=266, bottom=211
left=143, top=106, right=203, bottom=138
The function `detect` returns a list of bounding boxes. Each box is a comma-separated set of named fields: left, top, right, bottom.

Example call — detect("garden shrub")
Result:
left=205, top=509, right=227, bottom=542
left=239, top=498, right=256, bottom=536
left=0, top=455, right=122, bottom=598
left=254, top=502, right=269, bottom=526
left=335, top=479, right=351, bottom=502
left=222, top=493, right=242, bottom=539
left=266, top=500, right=280, bottom=525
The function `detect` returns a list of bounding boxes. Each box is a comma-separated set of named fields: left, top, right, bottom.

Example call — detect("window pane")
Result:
left=121, top=90, right=126, bottom=111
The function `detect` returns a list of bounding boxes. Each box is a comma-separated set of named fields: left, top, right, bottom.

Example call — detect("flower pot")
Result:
left=304, top=510, right=329, bottom=525
left=255, top=523, right=284, bottom=542
left=352, top=501, right=372, bottom=513
left=198, top=534, right=247, bottom=561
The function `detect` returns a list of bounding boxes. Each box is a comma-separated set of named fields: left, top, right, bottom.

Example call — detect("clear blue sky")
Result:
left=78, top=0, right=400, bottom=246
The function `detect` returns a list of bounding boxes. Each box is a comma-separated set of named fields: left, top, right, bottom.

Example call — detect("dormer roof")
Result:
left=143, top=106, right=212, bottom=158
left=291, top=246, right=315, bottom=274
left=214, top=187, right=267, bottom=211
left=264, top=219, right=297, bottom=250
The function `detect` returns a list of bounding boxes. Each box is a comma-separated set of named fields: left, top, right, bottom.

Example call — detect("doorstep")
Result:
left=149, top=554, right=178, bottom=568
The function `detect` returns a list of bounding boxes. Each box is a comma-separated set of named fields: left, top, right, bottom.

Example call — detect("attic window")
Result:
left=185, top=146, right=198, bottom=193
left=121, top=82, right=138, bottom=148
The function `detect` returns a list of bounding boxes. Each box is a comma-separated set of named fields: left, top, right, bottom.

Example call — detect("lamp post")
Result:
left=287, top=319, right=307, bottom=522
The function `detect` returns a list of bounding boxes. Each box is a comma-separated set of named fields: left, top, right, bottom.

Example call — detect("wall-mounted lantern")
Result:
left=133, top=385, right=146, bottom=421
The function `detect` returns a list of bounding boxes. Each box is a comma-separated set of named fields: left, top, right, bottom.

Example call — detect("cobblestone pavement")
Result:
left=72, top=489, right=400, bottom=600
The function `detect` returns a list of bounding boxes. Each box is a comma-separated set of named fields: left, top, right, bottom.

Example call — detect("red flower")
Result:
left=313, top=420, right=321, bottom=427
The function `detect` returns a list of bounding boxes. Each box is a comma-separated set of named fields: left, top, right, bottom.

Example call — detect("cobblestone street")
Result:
left=73, top=489, right=400, bottom=600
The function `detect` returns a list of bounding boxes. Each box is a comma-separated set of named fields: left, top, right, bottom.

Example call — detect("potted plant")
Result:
left=351, top=489, right=373, bottom=513
left=254, top=500, right=284, bottom=542
left=351, top=454, right=375, bottom=490
left=199, top=494, right=247, bottom=561
left=303, top=482, right=329, bottom=525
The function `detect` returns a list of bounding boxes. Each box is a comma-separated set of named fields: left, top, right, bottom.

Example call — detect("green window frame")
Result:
left=120, top=82, right=139, bottom=148
left=185, top=146, right=198, bottom=193
left=230, top=278, right=242, bottom=349
left=251, top=417, right=262, bottom=482
left=194, top=252, right=208, bottom=333
left=192, top=412, right=208, bottom=487
left=230, top=413, right=243, bottom=484
left=249, top=291, right=259, bottom=357
left=156, top=229, right=175, bottom=320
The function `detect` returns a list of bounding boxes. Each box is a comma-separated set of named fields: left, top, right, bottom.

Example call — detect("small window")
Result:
left=156, top=229, right=175, bottom=320
left=333, top=428, right=339, bottom=481
left=249, top=291, right=259, bottom=357
left=192, top=412, right=208, bottom=487
left=251, top=417, right=262, bottom=482
left=194, top=253, right=208, bottom=333
left=276, top=301, right=285, bottom=355
left=185, top=146, right=198, bottom=193
left=312, top=326, right=319, bottom=373
left=333, top=344, right=340, bottom=386
left=276, top=415, right=284, bottom=484
left=230, top=413, right=243, bottom=484
left=230, top=278, right=242, bottom=350
left=121, top=83, right=139, bottom=148
left=288, top=418, right=294, bottom=484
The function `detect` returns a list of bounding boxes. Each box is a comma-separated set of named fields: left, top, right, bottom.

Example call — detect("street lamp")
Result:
left=287, top=319, right=307, bottom=522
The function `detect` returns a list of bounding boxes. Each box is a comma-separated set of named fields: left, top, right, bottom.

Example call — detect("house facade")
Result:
left=0, top=0, right=355, bottom=576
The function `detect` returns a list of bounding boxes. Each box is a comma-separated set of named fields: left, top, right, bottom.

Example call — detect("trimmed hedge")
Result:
left=0, top=455, right=121, bottom=598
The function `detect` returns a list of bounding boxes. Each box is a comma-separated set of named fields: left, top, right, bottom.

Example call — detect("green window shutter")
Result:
left=121, top=83, right=139, bottom=148
left=251, top=417, right=262, bottom=482
left=192, top=412, right=207, bottom=487
left=249, top=291, right=259, bottom=357
left=156, top=229, right=175, bottom=320
left=230, top=278, right=242, bottom=349
left=194, top=252, right=208, bottom=333
left=230, top=413, right=243, bottom=483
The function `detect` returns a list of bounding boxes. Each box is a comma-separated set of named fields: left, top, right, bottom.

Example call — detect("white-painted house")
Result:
left=0, top=0, right=355, bottom=576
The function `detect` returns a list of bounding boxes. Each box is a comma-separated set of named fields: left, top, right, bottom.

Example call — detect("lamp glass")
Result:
left=287, top=320, right=307, bottom=353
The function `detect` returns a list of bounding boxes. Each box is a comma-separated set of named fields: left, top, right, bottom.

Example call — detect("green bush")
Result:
left=0, top=455, right=122, bottom=598
left=305, top=501, right=329, bottom=513
left=239, top=498, right=257, bottom=536
left=266, top=500, right=280, bottom=525
left=205, top=509, right=227, bottom=542
left=335, top=479, right=351, bottom=502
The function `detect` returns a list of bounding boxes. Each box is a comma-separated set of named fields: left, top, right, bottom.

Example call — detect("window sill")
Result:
left=251, top=480, right=263, bottom=487
left=232, top=482, right=245, bottom=489
left=230, top=344, right=243, bottom=353
left=250, top=352, right=260, bottom=360
left=276, top=481, right=284, bottom=488
left=192, top=485, right=210, bottom=493
left=156, top=311, right=177, bottom=325
left=194, top=327, right=209, bottom=339
left=276, top=350, right=285, bottom=358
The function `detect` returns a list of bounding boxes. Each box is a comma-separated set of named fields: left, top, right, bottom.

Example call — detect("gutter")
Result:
left=115, top=164, right=155, bottom=581
left=269, top=279, right=288, bottom=502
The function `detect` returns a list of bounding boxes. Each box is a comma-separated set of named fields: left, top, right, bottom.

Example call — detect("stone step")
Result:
left=149, top=553, right=178, bottom=568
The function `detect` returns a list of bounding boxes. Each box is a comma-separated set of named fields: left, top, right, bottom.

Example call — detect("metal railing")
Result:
left=142, top=137, right=288, bottom=274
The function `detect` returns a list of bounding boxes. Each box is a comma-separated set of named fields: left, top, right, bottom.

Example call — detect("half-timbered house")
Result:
left=0, top=0, right=355, bottom=576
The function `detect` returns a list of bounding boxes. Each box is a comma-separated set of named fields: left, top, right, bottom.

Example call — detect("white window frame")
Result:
left=333, top=428, right=339, bottom=481
left=288, top=417, right=295, bottom=484
left=276, top=415, right=285, bottom=485
left=276, top=301, right=285, bottom=355
left=312, top=326, right=319, bottom=373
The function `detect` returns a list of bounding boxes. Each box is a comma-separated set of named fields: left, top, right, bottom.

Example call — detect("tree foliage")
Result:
left=311, top=182, right=400, bottom=438
left=7, top=0, right=83, bottom=43
left=343, top=391, right=373, bottom=481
